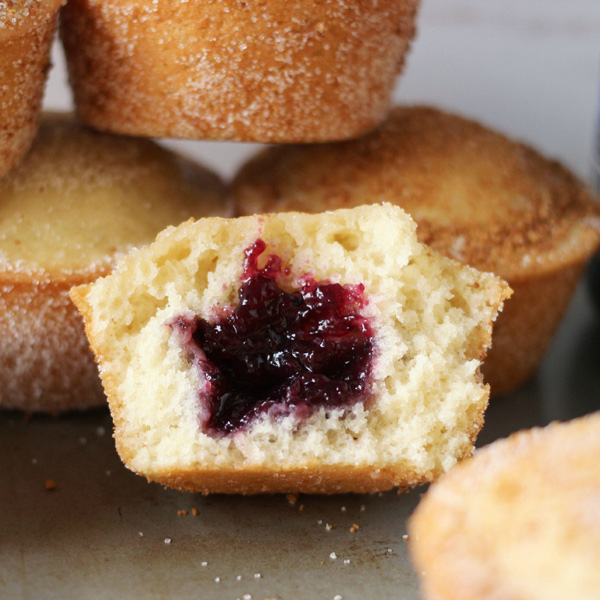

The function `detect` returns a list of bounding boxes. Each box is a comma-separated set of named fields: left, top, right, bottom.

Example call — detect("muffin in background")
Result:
left=60, top=0, right=420, bottom=143
left=233, top=105, right=600, bottom=396
left=0, top=0, right=64, bottom=180
left=0, top=113, right=230, bottom=413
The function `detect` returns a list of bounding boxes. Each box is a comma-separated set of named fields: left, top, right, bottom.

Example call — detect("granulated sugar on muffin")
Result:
left=60, top=0, right=420, bottom=143
left=409, top=411, right=600, bottom=600
left=0, top=0, right=64, bottom=179
left=0, top=112, right=229, bottom=413
left=71, top=204, right=510, bottom=494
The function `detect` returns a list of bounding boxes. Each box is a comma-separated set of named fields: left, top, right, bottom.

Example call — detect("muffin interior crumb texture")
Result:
left=72, top=204, right=510, bottom=493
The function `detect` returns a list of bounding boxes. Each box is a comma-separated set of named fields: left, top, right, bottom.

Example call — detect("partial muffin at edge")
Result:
left=408, top=411, right=600, bottom=600
left=0, top=112, right=230, bottom=413
left=233, top=105, right=600, bottom=396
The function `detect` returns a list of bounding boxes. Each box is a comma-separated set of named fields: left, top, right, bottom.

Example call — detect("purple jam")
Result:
left=170, top=239, right=376, bottom=436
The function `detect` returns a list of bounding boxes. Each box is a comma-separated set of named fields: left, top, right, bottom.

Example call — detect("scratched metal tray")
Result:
left=1, top=283, right=598, bottom=600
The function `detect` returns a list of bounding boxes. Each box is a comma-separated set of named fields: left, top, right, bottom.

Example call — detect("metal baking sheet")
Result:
left=2, top=284, right=598, bottom=600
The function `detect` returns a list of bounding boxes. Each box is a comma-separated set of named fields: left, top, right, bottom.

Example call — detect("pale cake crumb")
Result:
left=71, top=205, right=509, bottom=494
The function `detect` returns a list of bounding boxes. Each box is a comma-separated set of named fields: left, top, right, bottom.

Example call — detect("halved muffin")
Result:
left=70, top=204, right=509, bottom=494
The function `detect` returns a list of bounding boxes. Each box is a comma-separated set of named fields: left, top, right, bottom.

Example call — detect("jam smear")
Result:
left=170, top=239, right=375, bottom=436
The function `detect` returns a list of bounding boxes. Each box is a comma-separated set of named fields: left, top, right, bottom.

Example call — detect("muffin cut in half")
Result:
left=0, top=0, right=64, bottom=179
left=60, top=0, right=420, bottom=143
left=408, top=411, right=600, bottom=600
left=71, top=204, right=510, bottom=494
left=0, top=113, right=229, bottom=413
left=233, top=105, right=600, bottom=396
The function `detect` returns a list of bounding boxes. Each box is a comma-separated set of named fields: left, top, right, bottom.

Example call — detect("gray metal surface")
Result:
left=1, top=284, right=598, bottom=600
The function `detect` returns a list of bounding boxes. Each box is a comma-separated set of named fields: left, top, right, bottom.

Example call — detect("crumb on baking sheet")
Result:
left=44, top=479, right=56, bottom=491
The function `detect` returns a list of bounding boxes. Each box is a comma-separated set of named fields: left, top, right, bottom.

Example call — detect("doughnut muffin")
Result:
left=0, top=113, right=229, bottom=413
left=408, top=411, right=600, bottom=600
left=59, top=0, right=420, bottom=143
left=0, top=0, right=64, bottom=180
left=233, top=105, right=600, bottom=396
left=70, top=204, right=510, bottom=494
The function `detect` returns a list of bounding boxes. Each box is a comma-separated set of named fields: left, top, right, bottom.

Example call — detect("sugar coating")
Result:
left=60, top=0, right=420, bottom=142
left=0, top=113, right=228, bottom=412
left=0, top=0, right=64, bottom=179
left=0, top=281, right=103, bottom=412
left=409, top=412, right=600, bottom=600
left=0, top=1, right=45, bottom=27
left=71, top=204, right=510, bottom=494
left=0, top=113, right=229, bottom=278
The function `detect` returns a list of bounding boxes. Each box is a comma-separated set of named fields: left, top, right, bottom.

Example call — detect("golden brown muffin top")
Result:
left=233, top=105, right=600, bottom=280
left=0, top=113, right=229, bottom=282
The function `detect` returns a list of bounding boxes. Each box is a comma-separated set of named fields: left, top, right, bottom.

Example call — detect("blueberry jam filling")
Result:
left=170, top=239, right=376, bottom=437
